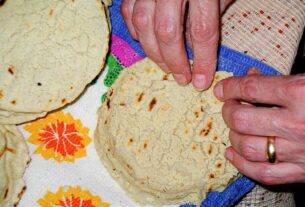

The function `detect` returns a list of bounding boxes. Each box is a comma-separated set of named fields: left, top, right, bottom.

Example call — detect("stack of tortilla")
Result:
left=95, top=58, right=238, bottom=206
left=0, top=0, right=110, bottom=124
left=0, top=0, right=110, bottom=206
left=0, top=125, right=30, bottom=207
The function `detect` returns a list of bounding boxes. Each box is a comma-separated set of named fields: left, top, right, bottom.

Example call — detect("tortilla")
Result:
left=0, top=125, right=30, bottom=207
left=95, top=58, right=238, bottom=205
left=0, top=109, right=46, bottom=125
left=0, top=0, right=109, bottom=114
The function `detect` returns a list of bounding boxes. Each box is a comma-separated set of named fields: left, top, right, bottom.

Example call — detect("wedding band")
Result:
left=266, top=136, right=276, bottom=163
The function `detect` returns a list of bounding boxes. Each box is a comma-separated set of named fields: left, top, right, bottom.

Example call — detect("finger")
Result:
left=132, top=0, right=169, bottom=73
left=189, top=0, right=219, bottom=91
left=220, top=0, right=235, bottom=14
left=214, top=74, right=289, bottom=106
left=225, top=147, right=305, bottom=185
left=246, top=67, right=261, bottom=75
left=229, top=130, right=305, bottom=163
left=121, top=0, right=138, bottom=39
left=155, top=0, right=191, bottom=85
left=222, top=99, right=287, bottom=136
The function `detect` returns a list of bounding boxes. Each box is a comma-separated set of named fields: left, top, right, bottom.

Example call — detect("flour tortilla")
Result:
left=0, top=0, right=109, bottom=113
left=95, top=58, right=238, bottom=206
left=0, top=109, right=46, bottom=125
left=0, top=125, right=30, bottom=207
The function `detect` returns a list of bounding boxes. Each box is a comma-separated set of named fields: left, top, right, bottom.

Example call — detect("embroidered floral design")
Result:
left=37, top=186, right=110, bottom=207
left=24, top=111, right=91, bottom=163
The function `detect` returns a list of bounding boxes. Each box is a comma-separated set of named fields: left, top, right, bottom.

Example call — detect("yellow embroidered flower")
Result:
left=38, top=186, right=110, bottom=207
left=24, top=111, right=91, bottom=163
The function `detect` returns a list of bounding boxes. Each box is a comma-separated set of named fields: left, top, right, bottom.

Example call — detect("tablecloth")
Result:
left=17, top=0, right=305, bottom=207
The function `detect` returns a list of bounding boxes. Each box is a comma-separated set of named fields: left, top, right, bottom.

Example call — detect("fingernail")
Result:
left=225, top=149, right=233, bottom=161
left=214, top=81, right=224, bottom=99
left=193, top=74, right=206, bottom=91
left=173, top=74, right=188, bottom=85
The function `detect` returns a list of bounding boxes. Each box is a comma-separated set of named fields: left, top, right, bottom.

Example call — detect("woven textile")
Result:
left=235, top=185, right=295, bottom=207
left=221, top=0, right=305, bottom=74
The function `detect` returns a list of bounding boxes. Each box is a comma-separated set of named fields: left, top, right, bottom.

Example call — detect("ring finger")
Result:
left=229, top=130, right=305, bottom=163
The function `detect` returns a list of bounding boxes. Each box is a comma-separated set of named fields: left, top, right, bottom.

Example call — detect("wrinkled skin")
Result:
left=121, top=0, right=234, bottom=90
left=214, top=68, right=305, bottom=185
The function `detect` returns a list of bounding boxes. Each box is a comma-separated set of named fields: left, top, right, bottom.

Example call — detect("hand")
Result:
left=214, top=68, right=305, bottom=185
left=121, top=0, right=234, bottom=90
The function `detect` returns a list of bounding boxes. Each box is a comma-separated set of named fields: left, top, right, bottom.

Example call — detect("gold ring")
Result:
left=266, top=136, right=276, bottom=163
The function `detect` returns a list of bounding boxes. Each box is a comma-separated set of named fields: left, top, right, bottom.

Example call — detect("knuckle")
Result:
left=155, top=19, right=179, bottom=43
left=239, top=76, right=259, bottom=102
left=281, top=118, right=305, bottom=137
left=281, top=76, right=305, bottom=102
left=190, top=21, right=218, bottom=43
left=230, top=108, right=246, bottom=131
left=239, top=139, right=257, bottom=161
left=258, top=166, right=276, bottom=185
left=121, top=1, right=132, bottom=18
left=133, top=10, right=149, bottom=31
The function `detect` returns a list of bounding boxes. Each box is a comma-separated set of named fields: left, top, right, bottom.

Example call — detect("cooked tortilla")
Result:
left=95, top=58, right=238, bottom=205
left=0, top=125, right=30, bottom=207
left=0, top=0, right=109, bottom=120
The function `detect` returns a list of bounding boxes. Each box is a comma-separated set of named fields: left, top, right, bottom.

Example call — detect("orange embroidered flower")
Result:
left=38, top=186, right=110, bottom=207
left=24, top=111, right=91, bottom=163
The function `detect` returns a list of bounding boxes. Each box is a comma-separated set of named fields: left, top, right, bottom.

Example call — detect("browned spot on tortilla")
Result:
left=127, top=138, right=134, bottom=146
left=200, top=106, right=204, bottom=112
left=10, top=100, right=16, bottom=105
left=200, top=119, right=213, bottom=137
left=112, top=168, right=116, bottom=171
left=6, top=147, right=16, bottom=154
left=222, top=142, right=227, bottom=146
left=70, top=86, right=73, bottom=90
left=109, top=89, right=113, bottom=97
left=48, top=9, right=53, bottom=17
left=187, top=120, right=193, bottom=125
left=162, top=74, right=169, bottom=80
left=213, top=136, right=218, bottom=141
left=104, top=120, right=108, bottom=125
left=216, top=163, right=222, bottom=169
left=128, top=76, right=134, bottom=81
left=106, top=98, right=111, bottom=110
left=148, top=97, right=157, bottom=111
left=192, top=143, right=198, bottom=151
left=137, top=92, right=144, bottom=103
left=3, top=188, right=8, bottom=199
left=208, top=186, right=213, bottom=192
left=209, top=173, right=215, bottom=179
left=17, top=186, right=26, bottom=201
left=49, top=99, right=52, bottom=102
left=0, top=90, right=3, bottom=99
left=0, top=0, right=6, bottom=7
left=61, top=98, right=66, bottom=104
left=143, top=140, right=148, bottom=149
left=215, top=74, right=220, bottom=81
left=119, top=103, right=125, bottom=106
left=207, top=144, right=212, bottom=155
left=126, top=164, right=132, bottom=170
left=107, top=148, right=110, bottom=152
left=184, top=128, right=189, bottom=135
left=7, top=65, right=15, bottom=75
left=194, top=111, right=199, bottom=118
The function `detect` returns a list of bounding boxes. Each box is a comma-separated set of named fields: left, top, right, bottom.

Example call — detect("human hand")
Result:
left=214, top=68, right=305, bottom=185
left=121, top=0, right=234, bottom=90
